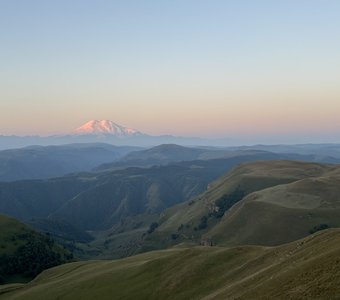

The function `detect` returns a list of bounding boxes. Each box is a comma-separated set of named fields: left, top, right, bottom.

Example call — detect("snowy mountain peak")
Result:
left=74, top=120, right=143, bottom=137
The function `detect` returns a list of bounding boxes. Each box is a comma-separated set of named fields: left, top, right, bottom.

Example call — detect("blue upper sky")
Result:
left=1, top=0, right=340, bottom=142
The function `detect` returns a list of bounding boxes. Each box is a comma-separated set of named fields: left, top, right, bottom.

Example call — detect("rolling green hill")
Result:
left=143, top=160, right=340, bottom=250
left=0, top=215, right=72, bottom=284
left=207, top=164, right=340, bottom=247
left=2, top=229, right=340, bottom=299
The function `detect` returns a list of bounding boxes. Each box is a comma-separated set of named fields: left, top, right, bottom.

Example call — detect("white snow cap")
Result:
left=74, top=120, right=142, bottom=136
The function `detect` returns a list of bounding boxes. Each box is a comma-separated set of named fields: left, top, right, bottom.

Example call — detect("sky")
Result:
left=1, top=0, right=340, bottom=142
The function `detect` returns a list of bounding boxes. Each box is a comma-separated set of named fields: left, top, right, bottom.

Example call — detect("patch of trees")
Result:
left=0, top=233, right=72, bottom=283
left=194, top=216, right=208, bottom=231
left=309, top=224, right=330, bottom=234
left=198, top=216, right=208, bottom=230
left=147, top=222, right=159, bottom=234
left=171, top=233, right=179, bottom=240
left=213, top=187, right=245, bottom=218
left=177, top=223, right=191, bottom=231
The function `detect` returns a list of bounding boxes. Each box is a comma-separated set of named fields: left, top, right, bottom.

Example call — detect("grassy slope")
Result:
left=163, top=160, right=330, bottom=226
left=2, top=229, right=340, bottom=300
left=207, top=165, right=340, bottom=246
left=143, top=160, right=340, bottom=249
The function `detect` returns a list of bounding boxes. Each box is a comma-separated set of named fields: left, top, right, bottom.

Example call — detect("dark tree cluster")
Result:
left=147, top=222, right=159, bottom=234
left=213, top=187, right=245, bottom=218
left=171, top=233, right=179, bottom=240
left=0, top=233, right=72, bottom=283
left=198, top=216, right=208, bottom=230
left=309, top=223, right=330, bottom=234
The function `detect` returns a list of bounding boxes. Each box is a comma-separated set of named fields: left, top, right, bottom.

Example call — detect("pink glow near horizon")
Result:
left=4, top=109, right=340, bottom=139
left=1, top=1, right=340, bottom=143
left=2, top=87, right=340, bottom=138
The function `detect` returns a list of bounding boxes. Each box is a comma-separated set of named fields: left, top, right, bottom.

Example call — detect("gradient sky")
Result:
left=1, top=0, right=340, bottom=141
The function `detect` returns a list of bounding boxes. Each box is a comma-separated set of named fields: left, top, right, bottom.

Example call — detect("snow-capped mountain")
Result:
left=0, top=120, right=227, bottom=150
left=74, top=120, right=143, bottom=137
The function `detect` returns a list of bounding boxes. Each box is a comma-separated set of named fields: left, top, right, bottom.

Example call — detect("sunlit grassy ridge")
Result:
left=143, top=160, right=340, bottom=249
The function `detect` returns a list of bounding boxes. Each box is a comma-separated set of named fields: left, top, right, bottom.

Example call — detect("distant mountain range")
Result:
left=0, top=143, right=140, bottom=181
left=94, top=144, right=261, bottom=171
left=2, top=120, right=340, bottom=150
left=0, top=120, right=228, bottom=149
left=2, top=142, right=339, bottom=182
